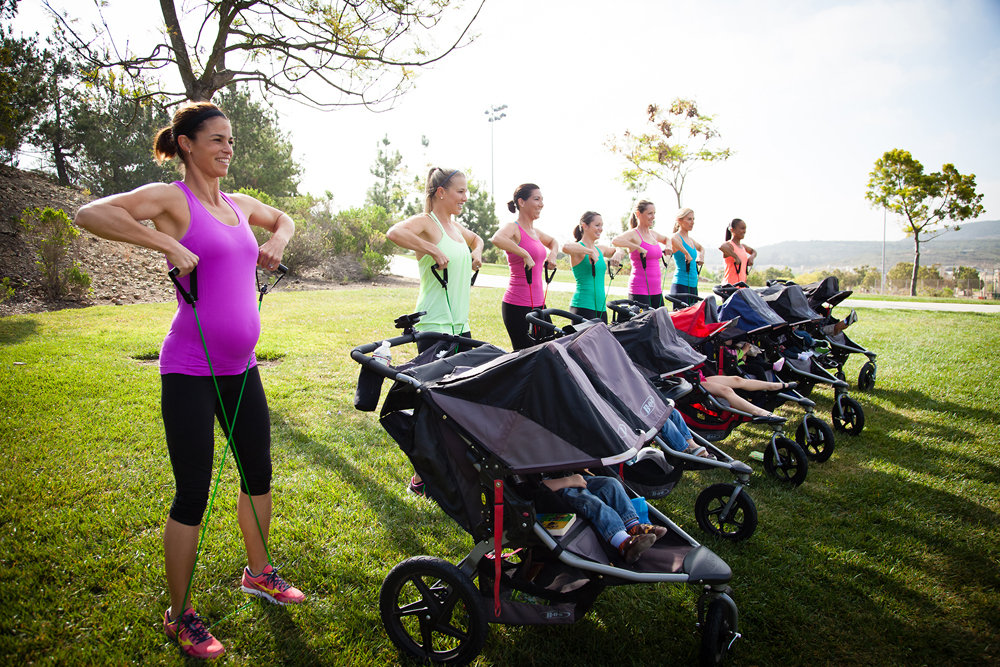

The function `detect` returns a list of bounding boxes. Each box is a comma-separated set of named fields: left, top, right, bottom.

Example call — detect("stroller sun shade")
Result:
left=718, top=288, right=787, bottom=332
left=610, top=307, right=707, bottom=378
left=757, top=283, right=823, bottom=324
left=424, top=341, right=651, bottom=474
left=802, top=276, right=853, bottom=311
left=670, top=297, right=741, bottom=346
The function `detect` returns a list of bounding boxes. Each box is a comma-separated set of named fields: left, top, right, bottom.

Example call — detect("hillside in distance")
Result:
left=753, top=220, right=1000, bottom=272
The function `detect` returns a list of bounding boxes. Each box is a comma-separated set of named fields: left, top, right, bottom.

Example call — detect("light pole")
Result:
left=881, top=207, right=886, bottom=294
left=485, top=104, right=507, bottom=199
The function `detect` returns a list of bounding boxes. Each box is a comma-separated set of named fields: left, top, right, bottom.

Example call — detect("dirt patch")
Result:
left=0, top=165, right=415, bottom=317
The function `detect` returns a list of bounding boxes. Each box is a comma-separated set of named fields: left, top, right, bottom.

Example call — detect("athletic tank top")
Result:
left=160, top=182, right=261, bottom=376
left=414, top=212, right=472, bottom=334
left=502, top=223, right=548, bottom=307
left=627, top=230, right=663, bottom=296
left=722, top=242, right=750, bottom=285
left=672, top=235, right=699, bottom=288
left=570, top=242, right=607, bottom=311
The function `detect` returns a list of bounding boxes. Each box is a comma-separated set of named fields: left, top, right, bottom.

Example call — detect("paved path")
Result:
left=389, top=256, right=1000, bottom=314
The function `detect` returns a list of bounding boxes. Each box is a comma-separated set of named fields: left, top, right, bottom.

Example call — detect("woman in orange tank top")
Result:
left=719, top=218, right=757, bottom=286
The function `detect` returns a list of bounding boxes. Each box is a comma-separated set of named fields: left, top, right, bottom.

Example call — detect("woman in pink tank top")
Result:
left=612, top=200, right=669, bottom=308
left=75, top=102, right=302, bottom=658
left=490, top=183, right=559, bottom=350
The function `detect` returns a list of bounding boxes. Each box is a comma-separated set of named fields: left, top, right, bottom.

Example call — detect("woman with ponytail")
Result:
left=490, top=183, right=560, bottom=350
left=668, top=207, right=705, bottom=308
left=612, top=200, right=668, bottom=308
left=75, top=102, right=302, bottom=659
left=719, top=218, right=756, bottom=286
left=386, top=167, right=484, bottom=351
left=561, top=211, right=622, bottom=322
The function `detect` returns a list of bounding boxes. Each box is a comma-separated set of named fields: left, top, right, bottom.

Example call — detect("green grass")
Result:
left=1, top=288, right=999, bottom=666
left=843, top=293, right=999, bottom=305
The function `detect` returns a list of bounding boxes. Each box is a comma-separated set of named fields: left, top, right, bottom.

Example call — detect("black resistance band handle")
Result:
left=640, top=254, right=647, bottom=270
left=168, top=266, right=198, bottom=305
left=590, top=257, right=596, bottom=277
left=525, top=265, right=533, bottom=285
left=545, top=266, right=556, bottom=284
left=471, top=269, right=479, bottom=287
left=431, top=265, right=449, bottom=290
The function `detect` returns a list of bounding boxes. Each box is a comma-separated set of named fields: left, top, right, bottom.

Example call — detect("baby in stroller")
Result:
left=541, top=472, right=666, bottom=563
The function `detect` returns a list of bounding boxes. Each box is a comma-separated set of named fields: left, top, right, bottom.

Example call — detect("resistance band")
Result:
left=167, top=263, right=286, bottom=620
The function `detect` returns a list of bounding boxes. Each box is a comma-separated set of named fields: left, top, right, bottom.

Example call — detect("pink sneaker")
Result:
left=241, top=565, right=305, bottom=605
left=163, top=607, right=225, bottom=660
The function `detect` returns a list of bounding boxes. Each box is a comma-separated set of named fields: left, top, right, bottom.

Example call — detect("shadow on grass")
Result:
left=0, top=316, right=37, bottom=345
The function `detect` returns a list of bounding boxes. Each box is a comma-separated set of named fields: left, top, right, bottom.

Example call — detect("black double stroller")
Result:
left=716, top=284, right=866, bottom=437
left=800, top=276, right=879, bottom=391
left=526, top=306, right=761, bottom=541
left=352, top=316, right=740, bottom=666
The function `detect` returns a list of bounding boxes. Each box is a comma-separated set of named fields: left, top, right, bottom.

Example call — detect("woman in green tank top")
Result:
left=561, top=211, right=623, bottom=323
left=387, top=167, right=484, bottom=348
left=386, top=166, right=484, bottom=497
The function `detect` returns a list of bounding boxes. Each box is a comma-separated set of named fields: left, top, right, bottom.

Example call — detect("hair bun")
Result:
left=507, top=200, right=517, bottom=213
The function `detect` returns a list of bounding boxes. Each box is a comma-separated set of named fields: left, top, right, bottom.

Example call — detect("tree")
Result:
left=954, top=266, right=983, bottom=289
left=1, top=0, right=19, bottom=21
left=865, top=149, right=985, bottom=296
left=607, top=99, right=733, bottom=208
left=47, top=0, right=485, bottom=107
left=28, top=38, right=89, bottom=186
left=455, top=172, right=499, bottom=262
left=0, top=25, right=45, bottom=165
left=216, top=86, right=301, bottom=198
left=365, top=135, right=409, bottom=222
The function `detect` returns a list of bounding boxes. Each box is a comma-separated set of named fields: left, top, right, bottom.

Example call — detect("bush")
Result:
left=20, top=207, right=90, bottom=300
left=329, top=205, right=393, bottom=279
left=0, top=277, right=14, bottom=303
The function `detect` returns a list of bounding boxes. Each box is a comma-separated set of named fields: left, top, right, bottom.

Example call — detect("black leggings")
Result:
left=161, top=367, right=272, bottom=526
left=628, top=293, right=665, bottom=309
left=569, top=306, right=608, bottom=323
left=502, top=301, right=549, bottom=351
left=668, top=284, right=699, bottom=310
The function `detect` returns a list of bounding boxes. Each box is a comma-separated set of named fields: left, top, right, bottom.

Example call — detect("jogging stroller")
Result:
left=526, top=307, right=760, bottom=541
left=800, top=276, right=879, bottom=391
left=351, top=318, right=740, bottom=667
left=716, top=286, right=865, bottom=437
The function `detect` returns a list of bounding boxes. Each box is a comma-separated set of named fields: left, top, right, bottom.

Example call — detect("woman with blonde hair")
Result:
left=668, top=207, right=705, bottom=308
left=612, top=199, right=668, bottom=308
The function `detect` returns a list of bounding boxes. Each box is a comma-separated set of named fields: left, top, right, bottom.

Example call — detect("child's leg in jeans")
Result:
left=659, top=409, right=694, bottom=451
left=583, top=477, right=640, bottom=531
left=557, top=484, right=632, bottom=546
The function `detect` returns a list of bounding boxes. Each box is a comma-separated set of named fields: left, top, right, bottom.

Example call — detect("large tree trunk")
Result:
left=910, top=233, right=920, bottom=297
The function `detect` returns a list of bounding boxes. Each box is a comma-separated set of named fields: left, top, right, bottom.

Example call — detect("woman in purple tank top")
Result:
left=75, top=102, right=302, bottom=659
left=490, top=183, right=560, bottom=350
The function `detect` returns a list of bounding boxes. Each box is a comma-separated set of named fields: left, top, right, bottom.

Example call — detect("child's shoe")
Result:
left=618, top=533, right=656, bottom=564
left=844, top=309, right=857, bottom=327
left=241, top=565, right=305, bottom=605
left=628, top=523, right=668, bottom=541
left=163, top=607, right=225, bottom=660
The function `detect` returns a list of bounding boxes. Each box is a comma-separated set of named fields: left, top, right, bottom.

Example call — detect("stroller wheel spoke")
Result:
left=762, top=437, right=808, bottom=487
left=695, top=483, right=758, bottom=541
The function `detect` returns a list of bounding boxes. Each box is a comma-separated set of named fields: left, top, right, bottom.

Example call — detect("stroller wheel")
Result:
left=832, top=396, right=865, bottom=436
left=858, top=362, right=876, bottom=391
left=700, top=598, right=736, bottom=667
left=795, top=418, right=835, bottom=463
left=835, top=369, right=847, bottom=383
left=762, top=437, right=808, bottom=487
left=380, top=556, right=489, bottom=666
left=695, top=483, right=758, bottom=542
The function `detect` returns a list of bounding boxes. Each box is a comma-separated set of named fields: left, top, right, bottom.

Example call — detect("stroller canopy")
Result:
left=670, top=297, right=741, bottom=347
left=424, top=339, right=657, bottom=474
left=718, top=288, right=786, bottom=332
left=801, top=276, right=853, bottom=311
left=610, top=306, right=706, bottom=378
left=757, top=282, right=823, bottom=324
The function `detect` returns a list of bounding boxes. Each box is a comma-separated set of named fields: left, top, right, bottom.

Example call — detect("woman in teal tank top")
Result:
left=561, top=211, right=623, bottom=322
left=669, top=207, right=705, bottom=309
left=387, top=167, right=485, bottom=349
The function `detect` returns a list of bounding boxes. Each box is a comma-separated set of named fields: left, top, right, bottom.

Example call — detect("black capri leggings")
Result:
left=628, top=293, right=665, bottom=309
left=162, top=367, right=272, bottom=526
left=502, top=301, right=550, bottom=351
left=569, top=306, right=608, bottom=323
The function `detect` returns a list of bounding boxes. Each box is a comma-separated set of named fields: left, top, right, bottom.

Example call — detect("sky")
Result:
left=12, top=0, right=1000, bottom=260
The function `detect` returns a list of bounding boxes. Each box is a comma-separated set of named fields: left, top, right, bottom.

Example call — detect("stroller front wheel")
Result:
left=832, top=396, right=865, bottom=436
left=700, top=597, right=736, bottom=667
left=762, top=437, right=809, bottom=487
left=795, top=417, right=835, bottom=463
left=858, top=361, right=876, bottom=391
left=695, top=483, right=758, bottom=542
left=380, top=556, right=489, bottom=666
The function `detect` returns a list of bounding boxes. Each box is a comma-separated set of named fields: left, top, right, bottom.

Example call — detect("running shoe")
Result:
left=163, top=607, right=225, bottom=660
left=618, top=533, right=656, bottom=564
left=844, top=309, right=858, bottom=327
left=241, top=565, right=305, bottom=605
left=407, top=475, right=426, bottom=497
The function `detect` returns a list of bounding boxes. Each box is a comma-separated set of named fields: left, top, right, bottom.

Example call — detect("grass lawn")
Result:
left=1, top=286, right=998, bottom=666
